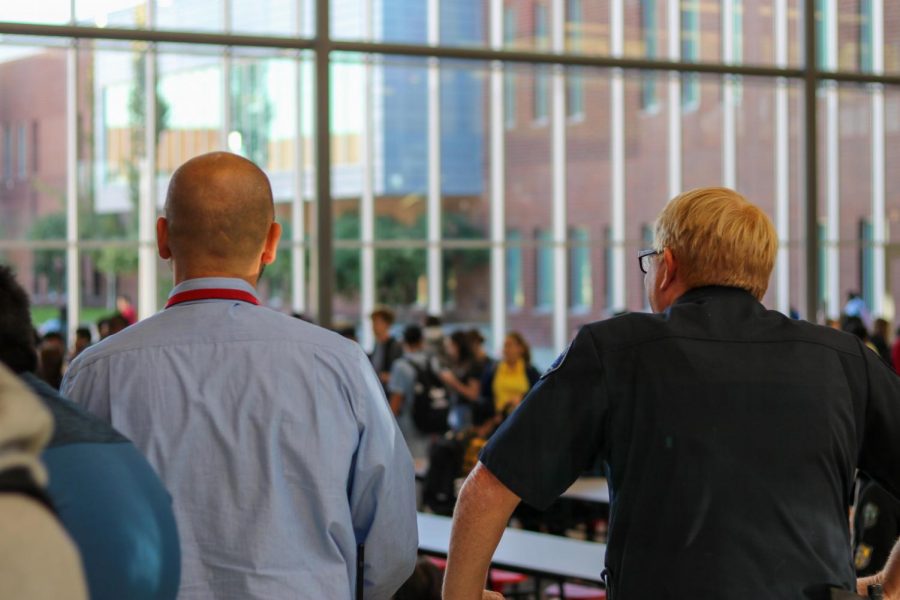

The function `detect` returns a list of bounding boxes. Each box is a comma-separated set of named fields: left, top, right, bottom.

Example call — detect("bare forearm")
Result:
left=443, top=462, right=520, bottom=600
left=389, top=393, right=403, bottom=416
left=858, top=537, right=900, bottom=598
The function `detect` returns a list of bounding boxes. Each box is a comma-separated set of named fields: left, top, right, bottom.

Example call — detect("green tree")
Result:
left=27, top=212, right=67, bottom=295
left=332, top=210, right=487, bottom=307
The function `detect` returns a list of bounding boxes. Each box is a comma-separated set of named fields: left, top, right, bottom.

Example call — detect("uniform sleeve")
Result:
left=857, top=345, right=900, bottom=502
left=348, top=348, right=417, bottom=599
left=59, top=358, right=111, bottom=423
left=479, top=326, right=608, bottom=510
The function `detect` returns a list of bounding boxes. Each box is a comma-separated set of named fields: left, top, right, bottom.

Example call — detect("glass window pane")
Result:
left=155, top=0, right=224, bottom=32
left=507, top=230, right=525, bottom=310
left=887, top=2, right=900, bottom=73
left=509, top=235, right=554, bottom=370
left=75, top=0, right=144, bottom=28
left=0, top=248, right=66, bottom=334
left=331, top=0, right=427, bottom=44
left=377, top=56, right=428, bottom=240
left=231, top=0, right=310, bottom=37
left=0, top=2, right=70, bottom=25
left=565, top=68, right=607, bottom=323
left=333, top=247, right=362, bottom=332
left=506, top=65, right=553, bottom=229
left=0, top=44, right=67, bottom=243
left=441, top=60, right=489, bottom=241
left=817, top=84, right=876, bottom=317
left=441, top=0, right=489, bottom=48
left=375, top=248, right=426, bottom=320
left=84, top=45, right=146, bottom=243
left=443, top=249, right=491, bottom=345
left=156, top=47, right=225, bottom=191
left=566, top=1, right=802, bottom=68
left=81, top=247, right=138, bottom=333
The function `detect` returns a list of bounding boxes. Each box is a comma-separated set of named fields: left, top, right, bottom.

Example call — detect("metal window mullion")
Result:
left=871, top=0, right=885, bottom=317
left=774, top=0, right=790, bottom=314
left=722, top=0, right=736, bottom=189
left=138, top=0, right=158, bottom=319
left=551, top=0, right=567, bottom=352
left=426, top=0, right=442, bottom=316
left=610, top=0, right=625, bottom=313
left=313, top=0, right=333, bottom=327
left=801, top=0, right=820, bottom=321
left=490, top=0, right=506, bottom=355
left=667, top=0, right=681, bottom=199
left=291, top=47, right=306, bottom=314
left=222, top=0, right=232, bottom=147
left=290, top=0, right=307, bottom=314
left=360, top=0, right=375, bottom=350
left=824, top=0, right=840, bottom=319
left=66, top=38, right=79, bottom=342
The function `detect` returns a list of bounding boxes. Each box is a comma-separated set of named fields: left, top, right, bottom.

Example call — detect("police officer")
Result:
left=442, top=187, right=900, bottom=600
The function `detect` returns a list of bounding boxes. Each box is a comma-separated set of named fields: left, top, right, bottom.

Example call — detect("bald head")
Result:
left=160, top=152, right=279, bottom=281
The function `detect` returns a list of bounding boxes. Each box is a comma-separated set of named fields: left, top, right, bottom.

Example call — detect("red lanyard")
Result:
left=165, top=288, right=260, bottom=309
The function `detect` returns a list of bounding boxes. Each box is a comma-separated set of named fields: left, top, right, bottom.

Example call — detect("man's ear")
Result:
left=659, top=247, right=678, bottom=290
left=261, top=221, right=282, bottom=266
left=157, top=217, right=172, bottom=260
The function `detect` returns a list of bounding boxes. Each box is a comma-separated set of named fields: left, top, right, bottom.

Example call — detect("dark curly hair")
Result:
left=0, top=265, right=39, bottom=374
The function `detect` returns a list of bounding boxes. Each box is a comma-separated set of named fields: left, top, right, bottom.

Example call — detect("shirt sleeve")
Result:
left=387, top=360, right=410, bottom=397
left=348, top=348, right=417, bottom=599
left=858, top=344, right=900, bottom=502
left=479, top=326, right=609, bottom=510
left=60, top=358, right=111, bottom=423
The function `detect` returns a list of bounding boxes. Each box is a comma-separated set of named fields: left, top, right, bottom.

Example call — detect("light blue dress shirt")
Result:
left=62, top=277, right=417, bottom=600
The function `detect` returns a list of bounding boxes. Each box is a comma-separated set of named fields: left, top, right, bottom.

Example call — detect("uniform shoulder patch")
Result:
left=855, top=543, right=873, bottom=570
left=540, top=342, right=572, bottom=380
left=862, top=502, right=880, bottom=530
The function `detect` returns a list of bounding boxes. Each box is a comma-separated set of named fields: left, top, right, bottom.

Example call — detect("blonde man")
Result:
left=444, top=188, right=900, bottom=600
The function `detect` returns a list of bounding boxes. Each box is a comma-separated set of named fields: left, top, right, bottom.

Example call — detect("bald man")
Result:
left=62, top=152, right=417, bottom=600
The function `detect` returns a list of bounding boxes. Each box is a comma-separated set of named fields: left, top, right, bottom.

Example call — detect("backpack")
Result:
left=423, top=434, right=466, bottom=516
left=406, top=358, right=450, bottom=435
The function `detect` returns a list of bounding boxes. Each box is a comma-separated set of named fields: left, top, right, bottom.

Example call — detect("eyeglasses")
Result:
left=638, top=248, right=662, bottom=274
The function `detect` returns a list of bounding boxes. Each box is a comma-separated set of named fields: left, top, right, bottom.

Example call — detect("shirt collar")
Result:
left=673, top=285, right=757, bottom=306
left=168, top=277, right=260, bottom=302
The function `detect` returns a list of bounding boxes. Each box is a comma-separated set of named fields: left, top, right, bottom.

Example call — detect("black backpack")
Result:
left=407, top=359, right=450, bottom=435
left=423, top=434, right=466, bottom=516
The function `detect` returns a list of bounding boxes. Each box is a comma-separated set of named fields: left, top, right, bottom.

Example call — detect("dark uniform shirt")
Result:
left=480, top=286, right=900, bottom=600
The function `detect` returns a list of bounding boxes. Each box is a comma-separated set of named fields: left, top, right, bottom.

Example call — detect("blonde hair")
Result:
left=654, top=187, right=777, bottom=300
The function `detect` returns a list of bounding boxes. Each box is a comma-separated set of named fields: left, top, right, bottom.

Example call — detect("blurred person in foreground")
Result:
left=0, top=363, right=87, bottom=600
left=0, top=265, right=180, bottom=599
left=63, top=151, right=417, bottom=599
left=443, top=187, right=900, bottom=600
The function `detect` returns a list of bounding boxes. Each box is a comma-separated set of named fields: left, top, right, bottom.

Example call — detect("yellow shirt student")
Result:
left=492, top=359, right=530, bottom=413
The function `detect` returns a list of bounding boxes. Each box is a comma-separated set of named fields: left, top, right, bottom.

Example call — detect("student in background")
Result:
left=440, top=330, right=484, bottom=431
left=480, top=332, right=540, bottom=418
left=369, top=307, right=402, bottom=393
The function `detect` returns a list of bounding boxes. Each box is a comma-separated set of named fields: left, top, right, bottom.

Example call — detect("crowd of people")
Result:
left=4, top=153, right=900, bottom=600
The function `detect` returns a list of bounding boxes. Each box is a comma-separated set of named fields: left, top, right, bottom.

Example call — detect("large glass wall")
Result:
left=1, top=0, right=899, bottom=366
